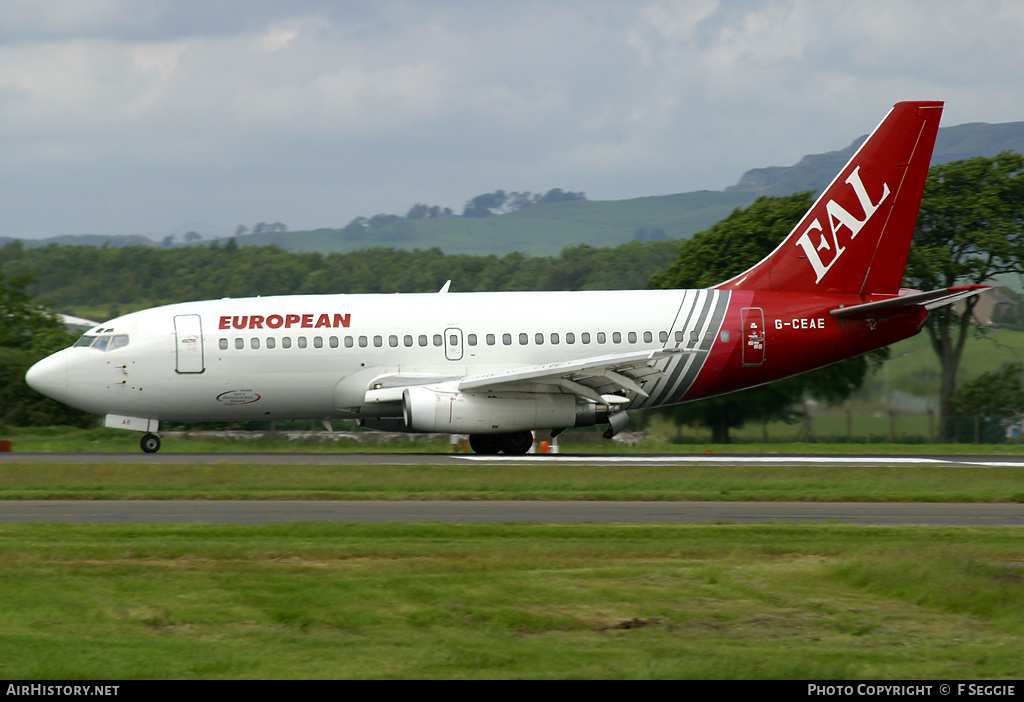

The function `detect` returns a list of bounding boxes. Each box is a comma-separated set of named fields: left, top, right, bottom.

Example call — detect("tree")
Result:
left=0, top=269, right=91, bottom=426
left=650, top=193, right=815, bottom=289
left=463, top=191, right=508, bottom=217
left=405, top=203, right=430, bottom=220
left=904, top=152, right=1024, bottom=441
left=948, top=362, right=1024, bottom=443
left=537, top=188, right=586, bottom=204
left=649, top=192, right=882, bottom=442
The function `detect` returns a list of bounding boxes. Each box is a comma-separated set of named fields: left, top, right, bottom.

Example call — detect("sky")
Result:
left=3, top=0, right=1024, bottom=240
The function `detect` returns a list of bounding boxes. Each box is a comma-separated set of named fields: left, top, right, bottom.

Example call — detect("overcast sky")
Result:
left=3, top=0, right=1024, bottom=240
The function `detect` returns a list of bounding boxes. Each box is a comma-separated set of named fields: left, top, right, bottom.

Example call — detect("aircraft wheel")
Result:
left=140, top=433, right=161, bottom=454
left=499, top=430, right=534, bottom=455
left=469, top=434, right=501, bottom=455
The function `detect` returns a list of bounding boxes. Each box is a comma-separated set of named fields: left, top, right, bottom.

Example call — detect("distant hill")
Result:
left=727, top=120, right=1024, bottom=196
left=11, top=120, right=1024, bottom=257
left=233, top=119, right=1024, bottom=257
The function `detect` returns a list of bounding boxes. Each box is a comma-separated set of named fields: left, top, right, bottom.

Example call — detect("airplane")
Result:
left=25, top=100, right=987, bottom=454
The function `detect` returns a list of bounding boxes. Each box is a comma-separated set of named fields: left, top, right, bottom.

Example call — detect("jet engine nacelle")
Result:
left=402, top=386, right=609, bottom=434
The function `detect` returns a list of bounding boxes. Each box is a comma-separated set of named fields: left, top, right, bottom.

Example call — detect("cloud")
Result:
left=1, top=1, right=1024, bottom=238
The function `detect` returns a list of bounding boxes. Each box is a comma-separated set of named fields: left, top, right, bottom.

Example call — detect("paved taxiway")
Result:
left=1, top=452, right=1023, bottom=525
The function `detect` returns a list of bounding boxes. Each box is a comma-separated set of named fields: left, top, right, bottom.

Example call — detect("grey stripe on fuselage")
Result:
left=637, top=289, right=729, bottom=409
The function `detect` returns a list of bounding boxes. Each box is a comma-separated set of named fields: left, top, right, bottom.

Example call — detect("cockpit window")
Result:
left=73, top=333, right=129, bottom=351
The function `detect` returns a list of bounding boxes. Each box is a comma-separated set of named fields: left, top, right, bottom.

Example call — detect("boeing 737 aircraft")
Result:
left=26, top=101, right=986, bottom=454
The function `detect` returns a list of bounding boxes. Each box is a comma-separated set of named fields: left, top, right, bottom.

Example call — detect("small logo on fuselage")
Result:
left=216, top=390, right=261, bottom=405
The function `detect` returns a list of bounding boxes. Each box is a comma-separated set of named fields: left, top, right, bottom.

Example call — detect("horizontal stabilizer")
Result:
left=830, top=285, right=990, bottom=320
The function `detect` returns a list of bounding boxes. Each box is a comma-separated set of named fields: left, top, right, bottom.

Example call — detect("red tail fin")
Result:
left=716, top=101, right=943, bottom=295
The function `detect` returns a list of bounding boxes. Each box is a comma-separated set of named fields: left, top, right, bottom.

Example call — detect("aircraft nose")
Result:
left=25, top=351, right=69, bottom=401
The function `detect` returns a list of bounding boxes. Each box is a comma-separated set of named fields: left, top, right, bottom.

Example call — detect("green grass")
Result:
left=0, top=461, right=1023, bottom=502
left=7, top=423, right=1024, bottom=455
left=0, top=522, right=1021, bottom=679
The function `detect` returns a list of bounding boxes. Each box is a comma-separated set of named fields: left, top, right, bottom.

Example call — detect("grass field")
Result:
left=0, top=522, right=1022, bottom=679
left=1, top=460, right=1023, bottom=502
left=4, top=401, right=1024, bottom=678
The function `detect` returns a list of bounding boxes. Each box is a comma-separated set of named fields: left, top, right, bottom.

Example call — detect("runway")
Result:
left=1, top=452, right=1022, bottom=525
left=5, top=451, right=1024, bottom=468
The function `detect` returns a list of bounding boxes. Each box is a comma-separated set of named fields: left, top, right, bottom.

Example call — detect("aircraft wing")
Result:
left=457, top=347, right=689, bottom=403
left=830, top=285, right=990, bottom=320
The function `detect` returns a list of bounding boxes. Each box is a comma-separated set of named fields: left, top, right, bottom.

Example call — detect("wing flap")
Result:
left=458, top=347, right=688, bottom=401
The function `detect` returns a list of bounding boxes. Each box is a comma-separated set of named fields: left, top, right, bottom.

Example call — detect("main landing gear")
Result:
left=140, top=433, right=161, bottom=454
left=468, top=431, right=534, bottom=455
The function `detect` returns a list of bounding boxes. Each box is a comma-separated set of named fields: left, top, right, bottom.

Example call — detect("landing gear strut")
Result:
left=140, top=433, right=161, bottom=454
left=469, top=431, right=534, bottom=455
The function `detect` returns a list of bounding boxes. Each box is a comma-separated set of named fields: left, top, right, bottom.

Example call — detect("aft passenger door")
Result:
left=740, top=307, right=765, bottom=367
left=174, top=314, right=205, bottom=374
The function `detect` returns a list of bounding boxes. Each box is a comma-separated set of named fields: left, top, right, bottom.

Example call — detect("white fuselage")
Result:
left=27, top=288, right=730, bottom=426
